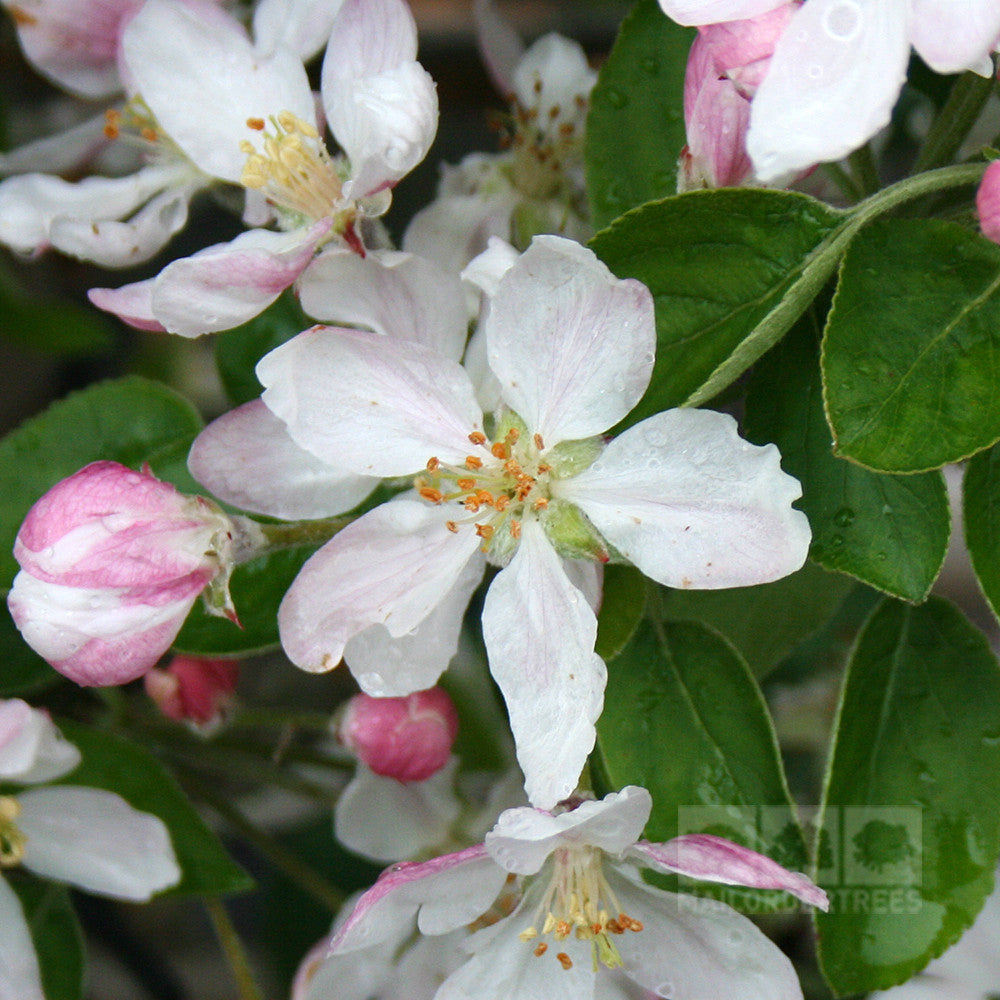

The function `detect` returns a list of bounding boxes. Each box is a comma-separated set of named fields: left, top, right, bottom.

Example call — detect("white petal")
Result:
left=0, top=878, right=44, bottom=1000
left=657, top=0, right=790, bottom=25
left=482, top=518, right=605, bottom=810
left=343, top=551, right=486, bottom=696
left=486, top=787, right=652, bottom=875
left=747, top=0, right=911, bottom=181
left=472, top=0, right=525, bottom=96
left=188, top=399, right=375, bottom=519
left=88, top=278, right=164, bottom=332
left=335, top=760, right=461, bottom=862
left=0, top=112, right=111, bottom=177
left=123, top=0, right=315, bottom=182
left=299, top=249, right=468, bottom=361
left=258, top=326, right=485, bottom=475
left=0, top=699, right=80, bottom=784
left=150, top=224, right=327, bottom=337
left=510, top=34, right=597, bottom=123
left=322, top=0, right=437, bottom=198
left=18, top=786, right=180, bottom=900
left=909, top=0, right=1000, bottom=74
left=253, top=0, right=346, bottom=61
left=278, top=500, right=483, bottom=673
left=486, top=236, right=655, bottom=446
left=556, top=409, right=811, bottom=589
left=606, top=868, right=805, bottom=1000
left=462, top=236, right=520, bottom=300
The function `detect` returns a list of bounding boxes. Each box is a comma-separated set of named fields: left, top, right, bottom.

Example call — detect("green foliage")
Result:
left=595, top=564, right=646, bottom=660
left=585, top=0, right=694, bottom=230
left=747, top=311, right=950, bottom=602
left=823, top=218, right=1000, bottom=471
left=590, top=189, right=843, bottom=423
left=816, top=597, right=1000, bottom=993
left=56, top=722, right=253, bottom=898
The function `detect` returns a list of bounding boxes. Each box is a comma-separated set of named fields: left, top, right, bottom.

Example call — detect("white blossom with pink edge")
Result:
left=89, top=0, right=438, bottom=337
left=325, top=786, right=827, bottom=1000
left=0, top=698, right=180, bottom=1000
left=249, top=235, right=809, bottom=808
left=658, top=0, right=1000, bottom=182
left=7, top=461, right=260, bottom=687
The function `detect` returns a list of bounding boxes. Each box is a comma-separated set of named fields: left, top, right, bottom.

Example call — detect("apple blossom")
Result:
left=7, top=460, right=261, bottom=687
left=658, top=0, right=1000, bottom=181
left=325, top=786, right=827, bottom=1000
left=144, top=655, right=240, bottom=727
left=88, top=0, right=438, bottom=337
left=0, top=698, right=180, bottom=1000
left=404, top=0, right=594, bottom=274
left=229, top=235, right=809, bottom=808
left=977, top=160, right=1000, bottom=244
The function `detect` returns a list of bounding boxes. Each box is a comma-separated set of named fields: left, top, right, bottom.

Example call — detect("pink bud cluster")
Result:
left=144, top=655, right=240, bottom=726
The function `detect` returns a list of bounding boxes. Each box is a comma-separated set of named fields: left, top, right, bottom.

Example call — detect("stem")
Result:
left=821, top=161, right=864, bottom=205
left=204, top=897, right=264, bottom=1000
left=913, top=69, right=997, bottom=174
left=182, top=769, right=346, bottom=913
left=255, top=516, right=351, bottom=554
left=848, top=144, right=881, bottom=197
left=227, top=706, right=339, bottom=732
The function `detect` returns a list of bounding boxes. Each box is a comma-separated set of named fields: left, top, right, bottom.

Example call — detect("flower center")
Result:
left=103, top=97, right=170, bottom=150
left=240, top=111, right=348, bottom=227
left=416, top=426, right=552, bottom=560
left=518, top=846, right=643, bottom=971
left=0, top=795, right=26, bottom=868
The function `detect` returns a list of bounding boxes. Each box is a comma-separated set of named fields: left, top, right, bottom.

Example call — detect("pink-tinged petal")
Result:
left=189, top=400, right=376, bottom=519
left=123, top=0, right=315, bottom=182
left=258, top=327, right=485, bottom=476
left=657, top=0, right=789, bottom=25
left=49, top=181, right=197, bottom=267
left=0, top=162, right=188, bottom=257
left=343, top=551, right=486, bottom=696
left=299, top=248, right=468, bottom=361
left=486, top=786, right=651, bottom=875
left=486, top=236, right=655, bottom=447
left=978, top=160, right=1000, bottom=244
left=0, top=699, right=80, bottom=784
left=472, top=0, right=525, bottom=97
left=8, top=573, right=202, bottom=686
left=482, top=518, right=606, bottom=810
left=630, top=834, right=829, bottom=909
left=0, top=877, right=44, bottom=1000
left=555, top=409, right=810, bottom=589
left=149, top=223, right=328, bottom=337
left=331, top=844, right=504, bottom=953
left=335, top=759, right=462, bottom=863
left=910, top=0, right=1000, bottom=75
left=697, top=4, right=800, bottom=81
left=278, top=500, right=483, bottom=673
left=7, top=0, right=142, bottom=99
left=253, top=0, right=346, bottom=61
left=88, top=279, right=165, bottom=332
left=17, top=786, right=180, bottom=899
left=747, top=0, right=910, bottom=181
left=605, top=867, right=805, bottom=1000
left=322, top=0, right=437, bottom=198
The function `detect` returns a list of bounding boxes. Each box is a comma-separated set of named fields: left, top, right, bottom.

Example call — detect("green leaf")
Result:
left=746, top=309, right=950, bottom=602
left=173, top=546, right=316, bottom=657
left=597, top=617, right=803, bottom=871
left=659, top=561, right=854, bottom=679
left=589, top=189, right=843, bottom=421
left=55, top=722, right=253, bottom=898
left=214, top=292, right=309, bottom=406
left=595, top=564, right=646, bottom=660
left=7, top=876, right=84, bottom=1000
left=585, top=0, right=694, bottom=230
left=0, top=602, right=60, bottom=697
left=965, top=442, right=1000, bottom=622
left=816, top=597, right=1000, bottom=994
left=823, top=218, right=1000, bottom=472
left=0, top=376, right=203, bottom=585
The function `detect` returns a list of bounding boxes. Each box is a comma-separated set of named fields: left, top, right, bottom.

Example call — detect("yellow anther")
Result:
left=519, top=927, right=538, bottom=942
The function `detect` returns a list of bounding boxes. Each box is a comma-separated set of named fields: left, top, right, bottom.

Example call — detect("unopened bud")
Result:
left=338, top=688, right=459, bottom=783
left=145, top=656, right=239, bottom=727
left=977, top=160, right=1000, bottom=244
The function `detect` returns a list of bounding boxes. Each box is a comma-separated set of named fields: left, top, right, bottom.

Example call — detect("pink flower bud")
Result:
left=338, top=688, right=459, bottom=783
left=679, top=3, right=799, bottom=191
left=977, top=160, right=1000, bottom=244
left=8, top=461, right=239, bottom=687
left=144, top=655, right=239, bottom=726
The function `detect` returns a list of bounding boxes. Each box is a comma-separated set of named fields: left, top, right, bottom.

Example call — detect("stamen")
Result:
left=466, top=456, right=484, bottom=470
left=446, top=521, right=458, bottom=533
left=556, top=953, right=573, bottom=970
left=419, top=487, right=443, bottom=503
left=246, top=117, right=266, bottom=131
left=534, top=942, right=548, bottom=957
left=491, top=442, right=509, bottom=460
left=457, top=478, right=476, bottom=491
left=426, top=456, right=441, bottom=471
left=534, top=433, right=545, bottom=450
left=0, top=796, right=26, bottom=868
left=468, top=431, right=487, bottom=445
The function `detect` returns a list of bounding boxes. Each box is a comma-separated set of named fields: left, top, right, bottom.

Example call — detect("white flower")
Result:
left=0, top=698, right=181, bottom=1000
left=88, top=0, right=438, bottom=337
left=658, top=0, right=1000, bottom=181
left=324, top=786, right=828, bottom=1000
left=196, top=234, right=809, bottom=808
